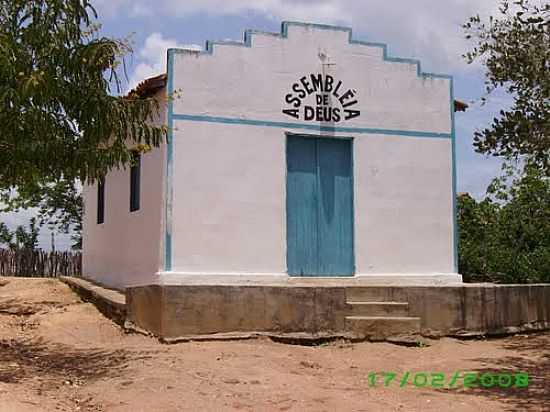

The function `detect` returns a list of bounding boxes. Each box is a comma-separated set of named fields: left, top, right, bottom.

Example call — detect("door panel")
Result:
left=317, top=138, right=354, bottom=275
left=286, top=135, right=354, bottom=276
left=286, top=136, right=319, bottom=276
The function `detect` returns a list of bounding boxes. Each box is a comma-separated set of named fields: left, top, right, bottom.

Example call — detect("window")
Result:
left=130, top=152, right=141, bottom=212
left=97, top=177, right=105, bottom=224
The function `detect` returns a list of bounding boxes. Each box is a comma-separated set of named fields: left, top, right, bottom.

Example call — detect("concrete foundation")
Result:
left=61, top=277, right=126, bottom=326
left=126, top=282, right=550, bottom=340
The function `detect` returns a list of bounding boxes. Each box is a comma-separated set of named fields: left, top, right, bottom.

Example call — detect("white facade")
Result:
left=82, top=22, right=460, bottom=290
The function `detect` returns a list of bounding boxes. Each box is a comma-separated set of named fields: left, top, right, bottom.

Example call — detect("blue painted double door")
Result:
left=286, top=135, right=354, bottom=276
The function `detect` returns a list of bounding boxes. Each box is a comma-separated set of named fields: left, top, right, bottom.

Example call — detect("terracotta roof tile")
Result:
left=127, top=73, right=167, bottom=98
left=454, top=99, right=468, bottom=112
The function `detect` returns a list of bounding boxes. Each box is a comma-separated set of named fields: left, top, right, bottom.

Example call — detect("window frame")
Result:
left=97, top=177, right=105, bottom=224
left=130, top=152, right=141, bottom=212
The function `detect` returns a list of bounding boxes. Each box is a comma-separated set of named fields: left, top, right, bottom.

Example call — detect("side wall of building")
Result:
left=82, top=92, right=167, bottom=289
left=166, top=23, right=456, bottom=277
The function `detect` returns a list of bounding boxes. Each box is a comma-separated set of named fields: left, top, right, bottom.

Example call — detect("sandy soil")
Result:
left=0, top=278, right=548, bottom=412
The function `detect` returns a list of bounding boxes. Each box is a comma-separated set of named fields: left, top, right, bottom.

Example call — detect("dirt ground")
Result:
left=0, top=278, right=548, bottom=412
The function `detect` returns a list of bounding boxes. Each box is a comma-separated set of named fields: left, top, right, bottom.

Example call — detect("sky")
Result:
left=2, top=0, right=512, bottom=250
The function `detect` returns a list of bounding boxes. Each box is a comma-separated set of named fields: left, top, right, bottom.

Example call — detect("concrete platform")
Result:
left=60, top=275, right=550, bottom=342
left=61, top=276, right=126, bottom=325
left=124, top=280, right=550, bottom=341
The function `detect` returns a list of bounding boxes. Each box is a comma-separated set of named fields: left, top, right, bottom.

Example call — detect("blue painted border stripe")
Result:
left=170, top=21, right=453, bottom=81
left=450, top=78, right=458, bottom=273
left=172, top=114, right=451, bottom=139
left=164, top=50, right=175, bottom=271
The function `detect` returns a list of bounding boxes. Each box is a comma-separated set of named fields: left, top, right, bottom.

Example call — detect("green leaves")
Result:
left=0, top=178, right=83, bottom=249
left=0, top=218, right=39, bottom=250
left=0, top=1, right=167, bottom=250
left=458, top=164, right=550, bottom=283
left=0, top=0, right=167, bottom=190
left=464, top=0, right=549, bottom=174
left=460, top=0, right=549, bottom=284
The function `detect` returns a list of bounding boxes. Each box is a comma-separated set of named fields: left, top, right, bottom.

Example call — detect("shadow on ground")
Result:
left=0, top=337, right=133, bottom=388
left=0, top=293, right=135, bottom=389
left=441, top=334, right=550, bottom=411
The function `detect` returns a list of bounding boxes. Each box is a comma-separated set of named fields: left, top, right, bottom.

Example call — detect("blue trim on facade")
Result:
left=450, top=78, right=459, bottom=273
left=350, top=138, right=356, bottom=274
left=172, top=114, right=452, bottom=139
left=170, top=21, right=453, bottom=81
left=164, top=49, right=175, bottom=271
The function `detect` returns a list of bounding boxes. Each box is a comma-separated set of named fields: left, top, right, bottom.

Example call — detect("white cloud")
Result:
left=127, top=33, right=201, bottom=91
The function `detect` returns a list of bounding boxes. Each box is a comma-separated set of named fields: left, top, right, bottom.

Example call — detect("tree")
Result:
left=1, top=179, right=82, bottom=249
left=0, top=0, right=166, bottom=187
left=458, top=164, right=550, bottom=283
left=464, top=0, right=549, bottom=174
left=457, top=193, right=499, bottom=279
left=488, top=164, right=550, bottom=282
left=0, top=218, right=40, bottom=250
left=0, top=1, right=166, bottom=248
left=0, top=222, right=13, bottom=247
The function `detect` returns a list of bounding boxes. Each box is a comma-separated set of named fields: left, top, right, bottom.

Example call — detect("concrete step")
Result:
left=345, top=316, right=421, bottom=339
left=346, top=301, right=409, bottom=317
left=60, top=276, right=126, bottom=326
left=346, top=287, right=408, bottom=303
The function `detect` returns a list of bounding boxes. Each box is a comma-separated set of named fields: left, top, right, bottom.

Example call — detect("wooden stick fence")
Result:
left=0, top=249, right=81, bottom=277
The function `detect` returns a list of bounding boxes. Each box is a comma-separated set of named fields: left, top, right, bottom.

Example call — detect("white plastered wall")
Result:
left=167, top=23, right=456, bottom=277
left=82, top=92, right=167, bottom=289
left=354, top=135, right=453, bottom=274
left=171, top=122, right=286, bottom=274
